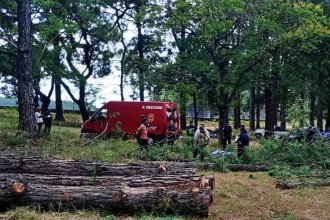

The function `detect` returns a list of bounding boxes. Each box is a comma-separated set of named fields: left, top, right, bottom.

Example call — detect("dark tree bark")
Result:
left=326, top=99, right=330, bottom=131
left=264, top=79, right=278, bottom=136
left=17, top=0, right=36, bottom=138
left=0, top=181, right=213, bottom=217
left=317, top=97, right=324, bottom=130
left=179, top=91, right=187, bottom=130
left=256, top=85, right=261, bottom=129
left=54, top=80, right=65, bottom=121
left=233, top=93, right=241, bottom=129
left=310, top=92, right=316, bottom=126
left=34, top=79, right=54, bottom=114
left=193, top=92, right=198, bottom=127
left=0, top=156, right=196, bottom=176
left=276, top=179, right=330, bottom=190
left=136, top=1, right=145, bottom=101
left=0, top=173, right=213, bottom=189
left=280, top=102, right=286, bottom=131
left=249, top=86, right=256, bottom=130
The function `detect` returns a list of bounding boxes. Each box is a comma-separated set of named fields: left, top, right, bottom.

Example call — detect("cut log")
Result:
left=0, top=156, right=196, bottom=176
left=0, top=182, right=213, bottom=217
left=276, top=179, right=330, bottom=190
left=0, top=173, right=215, bottom=190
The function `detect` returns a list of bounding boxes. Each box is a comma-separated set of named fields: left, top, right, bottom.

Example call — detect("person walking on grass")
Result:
left=221, top=122, right=232, bottom=149
left=136, top=118, right=149, bottom=150
left=167, top=120, right=176, bottom=146
left=43, top=109, right=52, bottom=136
left=35, top=107, right=43, bottom=137
left=235, top=127, right=250, bottom=157
left=193, top=125, right=211, bottom=161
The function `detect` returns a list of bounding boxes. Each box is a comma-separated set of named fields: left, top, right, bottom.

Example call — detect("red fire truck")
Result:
left=81, top=101, right=179, bottom=142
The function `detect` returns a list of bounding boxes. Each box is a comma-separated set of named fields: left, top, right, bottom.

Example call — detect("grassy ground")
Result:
left=0, top=109, right=329, bottom=220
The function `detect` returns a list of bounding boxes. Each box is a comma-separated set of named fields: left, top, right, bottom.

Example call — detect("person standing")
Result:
left=222, top=122, right=232, bottom=149
left=306, top=126, right=316, bottom=142
left=193, top=125, right=211, bottom=161
left=136, top=118, right=149, bottom=150
left=167, top=120, right=176, bottom=146
left=235, top=127, right=249, bottom=157
left=35, top=107, right=43, bottom=137
left=43, top=109, right=52, bottom=135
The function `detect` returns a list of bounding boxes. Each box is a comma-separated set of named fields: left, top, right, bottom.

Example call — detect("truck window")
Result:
left=94, top=109, right=107, bottom=120
left=166, top=108, right=172, bottom=121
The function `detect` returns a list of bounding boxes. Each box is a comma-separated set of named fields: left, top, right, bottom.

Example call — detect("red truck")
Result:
left=81, top=101, right=179, bottom=143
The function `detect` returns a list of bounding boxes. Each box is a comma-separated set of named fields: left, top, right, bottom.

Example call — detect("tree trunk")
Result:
left=326, top=100, right=330, bottom=131
left=276, top=179, right=330, bottom=190
left=0, top=156, right=196, bottom=176
left=179, top=91, right=187, bottom=130
left=310, top=92, right=316, bottom=126
left=233, top=107, right=240, bottom=129
left=249, top=86, right=256, bottom=130
left=317, top=97, right=324, bottom=130
left=280, top=102, right=286, bottom=131
left=0, top=173, right=214, bottom=188
left=136, top=2, right=145, bottom=101
left=264, top=80, right=278, bottom=136
left=256, top=85, right=261, bottom=129
left=233, top=92, right=241, bottom=129
left=17, top=0, right=36, bottom=138
left=194, top=163, right=268, bottom=172
left=0, top=175, right=213, bottom=217
left=193, top=92, right=198, bottom=127
left=217, top=105, right=227, bottom=146
left=55, top=81, right=65, bottom=121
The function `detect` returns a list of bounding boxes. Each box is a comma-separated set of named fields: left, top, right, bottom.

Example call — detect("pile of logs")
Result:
left=0, top=155, right=214, bottom=217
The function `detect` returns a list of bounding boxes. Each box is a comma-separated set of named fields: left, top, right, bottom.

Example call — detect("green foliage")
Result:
left=286, top=99, right=310, bottom=128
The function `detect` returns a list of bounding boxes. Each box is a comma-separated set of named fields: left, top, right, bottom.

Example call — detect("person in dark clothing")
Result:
left=186, top=121, right=196, bottom=135
left=221, top=123, right=232, bottom=149
left=167, top=120, right=176, bottom=145
left=306, top=126, right=316, bottom=142
left=43, top=109, right=53, bottom=135
left=235, top=127, right=249, bottom=157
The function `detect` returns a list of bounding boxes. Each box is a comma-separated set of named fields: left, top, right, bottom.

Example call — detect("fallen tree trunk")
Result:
left=0, top=173, right=215, bottom=189
left=137, top=161, right=268, bottom=172
left=0, top=179, right=213, bottom=217
left=0, top=155, right=267, bottom=174
left=0, top=156, right=196, bottom=176
left=198, top=163, right=268, bottom=172
left=276, top=179, right=330, bottom=190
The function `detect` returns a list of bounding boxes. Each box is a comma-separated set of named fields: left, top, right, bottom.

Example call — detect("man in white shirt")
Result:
left=193, top=124, right=210, bottom=161
left=35, top=107, right=44, bottom=136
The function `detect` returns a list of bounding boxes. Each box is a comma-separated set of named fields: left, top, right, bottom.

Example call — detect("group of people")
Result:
left=135, top=116, right=249, bottom=160
left=187, top=121, right=249, bottom=161
left=136, top=114, right=177, bottom=150
left=35, top=107, right=53, bottom=136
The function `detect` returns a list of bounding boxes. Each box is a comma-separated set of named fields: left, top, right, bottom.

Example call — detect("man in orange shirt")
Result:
left=136, top=118, right=149, bottom=150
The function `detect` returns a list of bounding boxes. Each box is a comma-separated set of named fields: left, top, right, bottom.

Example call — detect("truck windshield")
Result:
left=93, top=109, right=107, bottom=120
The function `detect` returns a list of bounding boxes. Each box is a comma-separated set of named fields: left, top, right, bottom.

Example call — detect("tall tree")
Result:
left=17, top=0, right=36, bottom=137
